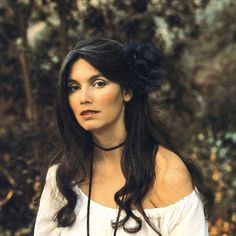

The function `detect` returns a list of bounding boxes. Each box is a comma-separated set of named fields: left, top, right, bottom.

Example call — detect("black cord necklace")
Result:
left=93, top=140, right=126, bottom=151
left=86, top=154, right=93, bottom=236
left=86, top=141, right=125, bottom=236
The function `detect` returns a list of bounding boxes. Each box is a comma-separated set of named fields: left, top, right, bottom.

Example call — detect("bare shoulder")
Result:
left=149, top=145, right=194, bottom=207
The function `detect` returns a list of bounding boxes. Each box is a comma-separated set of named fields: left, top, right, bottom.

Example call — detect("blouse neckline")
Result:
left=74, top=185, right=198, bottom=215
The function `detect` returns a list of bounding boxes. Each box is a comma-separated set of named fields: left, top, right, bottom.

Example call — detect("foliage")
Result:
left=0, top=0, right=235, bottom=235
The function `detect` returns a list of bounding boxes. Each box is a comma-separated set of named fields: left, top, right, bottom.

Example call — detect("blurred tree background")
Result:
left=0, top=0, right=235, bottom=235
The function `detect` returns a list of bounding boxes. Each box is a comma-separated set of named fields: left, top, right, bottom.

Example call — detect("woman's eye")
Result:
left=68, top=85, right=80, bottom=93
left=94, top=81, right=106, bottom=88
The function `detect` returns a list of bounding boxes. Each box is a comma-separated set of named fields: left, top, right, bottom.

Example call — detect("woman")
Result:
left=34, top=38, right=213, bottom=236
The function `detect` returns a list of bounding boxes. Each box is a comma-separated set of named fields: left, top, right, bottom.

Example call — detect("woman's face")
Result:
left=67, top=58, right=132, bottom=133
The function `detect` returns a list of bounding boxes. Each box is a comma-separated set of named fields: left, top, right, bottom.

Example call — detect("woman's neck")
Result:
left=92, top=129, right=126, bottom=163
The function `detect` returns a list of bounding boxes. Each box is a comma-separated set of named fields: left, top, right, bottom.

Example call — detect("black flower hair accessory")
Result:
left=122, top=40, right=164, bottom=95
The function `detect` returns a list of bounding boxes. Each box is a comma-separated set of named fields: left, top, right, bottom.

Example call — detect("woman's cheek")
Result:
left=68, top=96, right=79, bottom=113
left=99, top=89, right=122, bottom=106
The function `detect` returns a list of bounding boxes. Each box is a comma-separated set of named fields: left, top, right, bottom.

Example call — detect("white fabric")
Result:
left=34, top=165, right=209, bottom=236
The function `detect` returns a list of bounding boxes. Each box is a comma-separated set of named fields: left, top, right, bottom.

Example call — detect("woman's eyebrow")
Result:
left=67, top=73, right=105, bottom=83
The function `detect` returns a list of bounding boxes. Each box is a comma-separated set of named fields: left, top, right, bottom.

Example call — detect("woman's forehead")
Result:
left=68, top=59, right=105, bottom=82
left=70, top=58, right=99, bottom=74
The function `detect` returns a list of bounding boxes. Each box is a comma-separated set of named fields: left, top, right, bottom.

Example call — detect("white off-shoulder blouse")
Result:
left=34, top=165, right=209, bottom=236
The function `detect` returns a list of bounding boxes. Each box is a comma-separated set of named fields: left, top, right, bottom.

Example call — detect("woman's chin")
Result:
left=82, top=125, right=102, bottom=132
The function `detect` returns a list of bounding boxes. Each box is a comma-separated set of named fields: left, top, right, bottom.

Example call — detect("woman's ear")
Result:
left=123, top=89, right=133, bottom=102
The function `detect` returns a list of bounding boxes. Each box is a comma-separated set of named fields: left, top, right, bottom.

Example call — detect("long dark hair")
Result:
left=47, top=38, right=213, bottom=234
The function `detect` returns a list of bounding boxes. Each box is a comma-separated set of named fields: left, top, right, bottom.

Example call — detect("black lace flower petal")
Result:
left=122, top=40, right=164, bottom=95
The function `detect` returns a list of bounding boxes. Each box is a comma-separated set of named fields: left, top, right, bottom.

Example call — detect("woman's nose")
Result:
left=80, top=87, right=93, bottom=104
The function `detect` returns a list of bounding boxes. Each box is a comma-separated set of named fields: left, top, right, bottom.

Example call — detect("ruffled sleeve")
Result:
left=124, top=190, right=209, bottom=236
left=168, top=190, right=208, bottom=235
left=152, top=190, right=209, bottom=236
left=34, top=164, right=64, bottom=236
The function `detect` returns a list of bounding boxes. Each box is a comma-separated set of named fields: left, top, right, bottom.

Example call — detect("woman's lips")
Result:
left=80, top=110, right=100, bottom=119
left=80, top=110, right=100, bottom=115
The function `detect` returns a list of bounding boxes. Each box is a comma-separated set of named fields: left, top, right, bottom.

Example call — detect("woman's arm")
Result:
left=150, top=146, right=209, bottom=235
left=34, top=165, right=63, bottom=236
